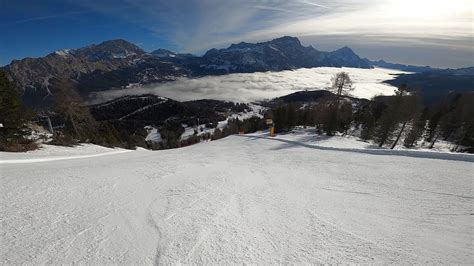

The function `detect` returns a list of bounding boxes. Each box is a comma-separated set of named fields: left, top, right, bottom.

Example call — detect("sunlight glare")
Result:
left=386, top=0, right=470, bottom=20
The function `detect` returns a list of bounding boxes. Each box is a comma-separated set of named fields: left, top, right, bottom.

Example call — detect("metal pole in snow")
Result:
left=46, top=116, right=54, bottom=135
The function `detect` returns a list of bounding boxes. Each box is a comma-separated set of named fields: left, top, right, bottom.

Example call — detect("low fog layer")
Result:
left=90, top=67, right=409, bottom=104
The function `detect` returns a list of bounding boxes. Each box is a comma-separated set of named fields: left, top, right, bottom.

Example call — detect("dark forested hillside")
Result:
left=90, top=95, right=249, bottom=126
left=0, top=71, right=36, bottom=151
left=385, top=70, right=474, bottom=104
left=268, top=87, right=474, bottom=153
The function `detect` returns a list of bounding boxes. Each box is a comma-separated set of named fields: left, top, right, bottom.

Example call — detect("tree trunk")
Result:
left=378, top=127, right=390, bottom=147
left=378, top=136, right=385, bottom=147
left=69, top=112, right=79, bottom=137
left=452, top=144, right=459, bottom=152
left=429, top=131, right=439, bottom=149
left=336, top=87, right=342, bottom=107
left=46, top=116, right=54, bottom=136
left=391, top=121, right=407, bottom=149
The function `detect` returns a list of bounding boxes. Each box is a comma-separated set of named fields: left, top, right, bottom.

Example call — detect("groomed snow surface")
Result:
left=1, top=133, right=473, bottom=264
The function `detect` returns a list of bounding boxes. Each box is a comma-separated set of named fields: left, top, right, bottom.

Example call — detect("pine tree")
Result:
left=273, top=105, right=288, bottom=133
left=330, top=72, right=354, bottom=107
left=373, top=85, right=416, bottom=148
left=403, top=111, right=426, bottom=148
left=357, top=100, right=385, bottom=141
left=390, top=90, right=419, bottom=149
left=0, top=71, right=35, bottom=151
left=286, top=103, right=296, bottom=131
left=444, top=94, right=474, bottom=151
left=0, top=71, right=31, bottom=129
left=324, top=72, right=355, bottom=136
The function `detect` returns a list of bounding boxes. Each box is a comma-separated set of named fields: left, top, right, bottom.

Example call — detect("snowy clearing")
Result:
left=90, top=67, right=408, bottom=103
left=1, top=134, right=472, bottom=264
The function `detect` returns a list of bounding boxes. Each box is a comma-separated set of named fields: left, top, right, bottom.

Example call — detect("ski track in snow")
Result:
left=1, top=135, right=473, bottom=264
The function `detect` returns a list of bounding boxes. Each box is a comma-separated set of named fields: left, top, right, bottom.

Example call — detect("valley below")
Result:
left=89, top=67, right=407, bottom=104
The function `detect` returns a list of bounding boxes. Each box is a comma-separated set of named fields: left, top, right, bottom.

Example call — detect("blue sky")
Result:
left=1, top=0, right=472, bottom=68
left=0, top=0, right=176, bottom=65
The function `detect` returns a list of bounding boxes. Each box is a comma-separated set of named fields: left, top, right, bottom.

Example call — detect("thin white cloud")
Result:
left=254, top=5, right=299, bottom=13
left=0, top=10, right=93, bottom=26
left=299, top=0, right=331, bottom=9
left=148, top=0, right=472, bottom=68
left=74, top=0, right=473, bottom=67
left=240, top=0, right=472, bottom=41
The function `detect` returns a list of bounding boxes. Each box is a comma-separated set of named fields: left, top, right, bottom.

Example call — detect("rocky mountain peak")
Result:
left=269, top=36, right=302, bottom=47
left=228, top=42, right=255, bottom=50
left=151, top=49, right=176, bottom=57
left=72, top=39, right=145, bottom=61
left=197, top=36, right=370, bottom=72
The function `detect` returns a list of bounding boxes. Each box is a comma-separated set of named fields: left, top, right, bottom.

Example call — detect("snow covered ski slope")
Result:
left=1, top=135, right=473, bottom=264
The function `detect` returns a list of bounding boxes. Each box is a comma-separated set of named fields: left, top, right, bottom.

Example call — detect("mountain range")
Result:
left=164, top=36, right=371, bottom=75
left=2, top=36, right=372, bottom=108
left=2, top=36, right=472, bottom=109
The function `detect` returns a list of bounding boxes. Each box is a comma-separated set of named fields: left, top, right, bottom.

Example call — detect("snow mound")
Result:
left=0, top=144, right=130, bottom=164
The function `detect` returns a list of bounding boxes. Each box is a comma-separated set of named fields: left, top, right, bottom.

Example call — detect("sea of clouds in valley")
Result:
left=90, top=67, right=409, bottom=104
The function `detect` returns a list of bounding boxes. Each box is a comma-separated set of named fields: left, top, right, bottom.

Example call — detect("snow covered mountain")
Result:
left=200, top=37, right=371, bottom=71
left=2, top=36, right=378, bottom=109
left=150, top=49, right=194, bottom=59
left=168, top=36, right=371, bottom=74
left=71, top=39, right=145, bottom=61
left=151, top=48, right=177, bottom=58
left=0, top=36, right=422, bottom=109
left=2, top=40, right=188, bottom=107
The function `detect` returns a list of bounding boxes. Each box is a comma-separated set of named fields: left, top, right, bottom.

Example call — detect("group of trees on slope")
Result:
left=271, top=72, right=474, bottom=152
left=0, top=69, right=266, bottom=151
left=0, top=70, right=148, bottom=151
